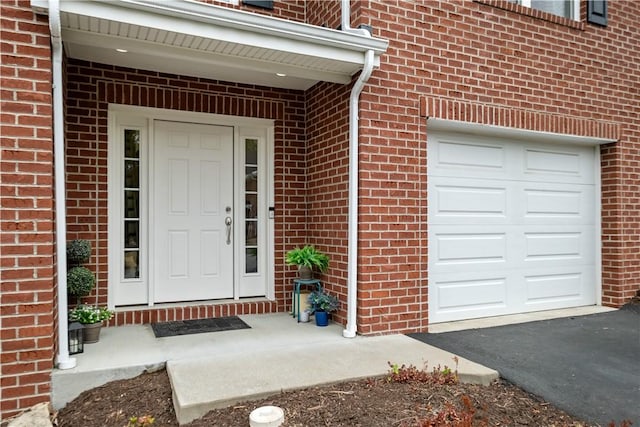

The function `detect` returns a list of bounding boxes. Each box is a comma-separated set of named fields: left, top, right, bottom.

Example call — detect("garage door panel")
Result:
left=523, top=266, right=595, bottom=307
left=430, top=133, right=595, bottom=185
left=430, top=178, right=594, bottom=226
left=428, top=130, right=597, bottom=323
left=436, top=139, right=506, bottom=171
left=519, top=183, right=595, bottom=224
left=434, top=232, right=506, bottom=265
left=523, top=228, right=594, bottom=264
left=522, top=144, right=595, bottom=184
left=525, top=272, right=583, bottom=304
left=432, top=274, right=508, bottom=319
left=429, top=177, right=509, bottom=224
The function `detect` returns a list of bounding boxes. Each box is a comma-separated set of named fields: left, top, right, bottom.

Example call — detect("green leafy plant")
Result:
left=308, top=290, right=340, bottom=313
left=69, top=304, right=114, bottom=324
left=127, top=415, right=155, bottom=426
left=285, top=245, right=330, bottom=272
left=386, top=358, right=459, bottom=385
left=66, top=239, right=91, bottom=266
left=67, top=266, right=96, bottom=297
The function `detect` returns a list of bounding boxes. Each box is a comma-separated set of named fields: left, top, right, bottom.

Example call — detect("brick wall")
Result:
left=64, top=59, right=308, bottom=324
left=352, top=0, right=640, bottom=333
left=0, top=0, right=56, bottom=419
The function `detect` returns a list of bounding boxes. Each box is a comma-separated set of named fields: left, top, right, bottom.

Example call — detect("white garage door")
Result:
left=428, top=129, right=597, bottom=323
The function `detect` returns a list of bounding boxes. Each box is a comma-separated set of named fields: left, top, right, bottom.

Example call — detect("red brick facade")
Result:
left=0, top=0, right=56, bottom=417
left=1, top=0, right=638, bottom=419
left=356, top=0, right=639, bottom=316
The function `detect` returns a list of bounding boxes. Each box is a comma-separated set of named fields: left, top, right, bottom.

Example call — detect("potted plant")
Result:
left=285, top=245, right=330, bottom=279
left=308, top=290, right=340, bottom=327
left=69, top=305, right=114, bottom=343
left=66, top=239, right=95, bottom=299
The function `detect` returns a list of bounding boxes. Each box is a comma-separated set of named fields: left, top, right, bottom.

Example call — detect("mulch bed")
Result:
left=53, top=368, right=594, bottom=426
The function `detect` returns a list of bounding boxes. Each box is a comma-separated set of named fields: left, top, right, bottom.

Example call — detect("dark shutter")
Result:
left=587, top=0, right=607, bottom=26
left=242, top=0, right=274, bottom=10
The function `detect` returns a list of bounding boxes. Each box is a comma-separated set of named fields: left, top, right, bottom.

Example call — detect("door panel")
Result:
left=154, top=121, right=234, bottom=302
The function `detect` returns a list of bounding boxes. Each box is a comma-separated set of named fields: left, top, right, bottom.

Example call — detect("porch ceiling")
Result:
left=31, top=0, right=388, bottom=90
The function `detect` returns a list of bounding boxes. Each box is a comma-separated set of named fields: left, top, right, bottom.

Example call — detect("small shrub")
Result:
left=67, top=266, right=96, bottom=297
left=386, top=359, right=458, bottom=385
left=66, top=239, right=91, bottom=265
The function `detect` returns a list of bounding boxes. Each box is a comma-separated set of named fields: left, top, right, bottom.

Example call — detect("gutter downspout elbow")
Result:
left=341, top=0, right=375, bottom=338
left=49, top=0, right=75, bottom=370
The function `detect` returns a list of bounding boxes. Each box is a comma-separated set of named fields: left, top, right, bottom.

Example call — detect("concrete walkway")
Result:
left=53, top=313, right=497, bottom=424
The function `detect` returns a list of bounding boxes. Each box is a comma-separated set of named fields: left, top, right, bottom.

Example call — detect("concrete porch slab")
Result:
left=168, top=331, right=497, bottom=425
left=52, top=313, right=497, bottom=425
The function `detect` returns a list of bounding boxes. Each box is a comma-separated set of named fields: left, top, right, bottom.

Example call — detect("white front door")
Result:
left=153, top=120, right=234, bottom=302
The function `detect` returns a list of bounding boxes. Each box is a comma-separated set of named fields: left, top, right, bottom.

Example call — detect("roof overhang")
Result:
left=31, top=0, right=388, bottom=90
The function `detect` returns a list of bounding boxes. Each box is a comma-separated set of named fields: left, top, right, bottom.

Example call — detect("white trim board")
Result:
left=427, top=118, right=616, bottom=146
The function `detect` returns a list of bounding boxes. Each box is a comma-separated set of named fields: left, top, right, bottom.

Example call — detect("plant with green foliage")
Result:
left=386, top=358, right=459, bottom=385
left=69, top=304, right=114, bottom=324
left=308, top=290, right=340, bottom=313
left=67, top=266, right=96, bottom=297
left=127, top=415, right=155, bottom=426
left=66, top=239, right=91, bottom=266
left=285, top=245, right=330, bottom=272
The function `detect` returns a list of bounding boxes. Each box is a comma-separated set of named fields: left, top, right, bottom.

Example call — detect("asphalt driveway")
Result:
left=409, top=306, right=640, bottom=426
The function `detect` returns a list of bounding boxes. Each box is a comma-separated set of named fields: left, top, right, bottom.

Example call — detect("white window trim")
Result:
left=517, top=0, right=580, bottom=21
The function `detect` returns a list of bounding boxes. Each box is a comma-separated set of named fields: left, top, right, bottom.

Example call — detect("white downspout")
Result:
left=341, top=0, right=375, bottom=338
left=49, top=0, right=76, bottom=370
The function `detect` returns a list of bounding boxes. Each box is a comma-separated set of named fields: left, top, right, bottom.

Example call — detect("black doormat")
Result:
left=151, top=316, right=251, bottom=338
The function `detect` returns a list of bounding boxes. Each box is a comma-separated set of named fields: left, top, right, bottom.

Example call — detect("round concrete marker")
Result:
left=249, top=405, right=284, bottom=427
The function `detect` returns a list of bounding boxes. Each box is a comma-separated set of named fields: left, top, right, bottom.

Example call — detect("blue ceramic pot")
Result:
left=315, top=310, right=329, bottom=327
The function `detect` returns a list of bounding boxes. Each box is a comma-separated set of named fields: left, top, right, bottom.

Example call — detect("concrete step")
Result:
left=167, top=334, right=498, bottom=425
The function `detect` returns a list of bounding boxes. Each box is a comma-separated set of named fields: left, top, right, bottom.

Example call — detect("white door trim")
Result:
left=107, top=104, right=274, bottom=309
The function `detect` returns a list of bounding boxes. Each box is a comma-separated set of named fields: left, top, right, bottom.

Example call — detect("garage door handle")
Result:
left=225, top=217, right=232, bottom=245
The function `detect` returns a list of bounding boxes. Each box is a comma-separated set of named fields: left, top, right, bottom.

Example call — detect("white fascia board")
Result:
left=428, top=118, right=617, bottom=146
left=32, top=0, right=388, bottom=62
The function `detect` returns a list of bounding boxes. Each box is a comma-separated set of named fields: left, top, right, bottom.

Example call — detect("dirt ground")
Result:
left=53, top=367, right=596, bottom=427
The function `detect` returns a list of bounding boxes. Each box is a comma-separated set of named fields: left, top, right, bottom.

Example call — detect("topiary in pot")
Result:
left=67, top=239, right=91, bottom=266
left=67, top=266, right=96, bottom=297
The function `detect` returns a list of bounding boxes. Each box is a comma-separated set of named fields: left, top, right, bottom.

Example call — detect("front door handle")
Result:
left=225, top=217, right=232, bottom=245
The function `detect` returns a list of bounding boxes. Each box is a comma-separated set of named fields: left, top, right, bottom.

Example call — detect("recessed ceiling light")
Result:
left=116, top=48, right=128, bottom=53
left=276, top=73, right=286, bottom=77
